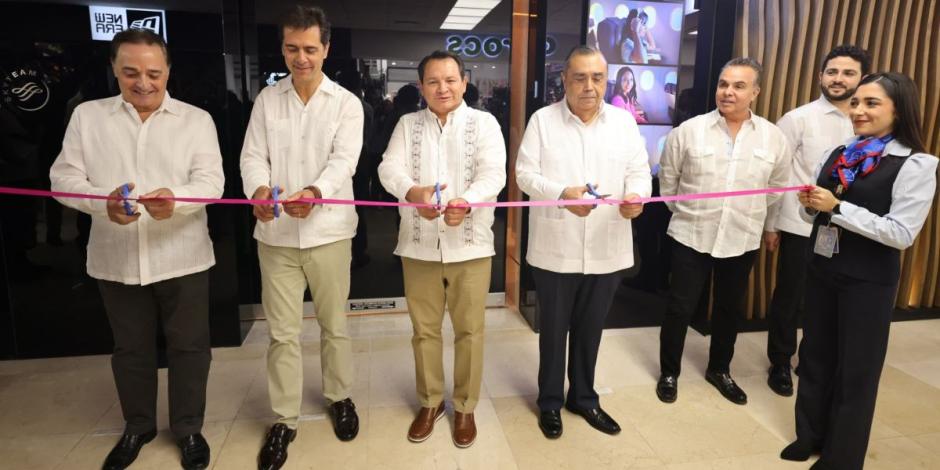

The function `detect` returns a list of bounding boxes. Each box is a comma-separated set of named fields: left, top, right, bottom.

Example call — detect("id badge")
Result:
left=814, top=225, right=840, bottom=258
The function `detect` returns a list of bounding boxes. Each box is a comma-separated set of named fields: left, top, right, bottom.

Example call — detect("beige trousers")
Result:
left=259, top=239, right=353, bottom=428
left=402, top=256, right=491, bottom=413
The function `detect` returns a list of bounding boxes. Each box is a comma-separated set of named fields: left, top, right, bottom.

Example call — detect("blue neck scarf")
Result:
left=830, top=135, right=894, bottom=191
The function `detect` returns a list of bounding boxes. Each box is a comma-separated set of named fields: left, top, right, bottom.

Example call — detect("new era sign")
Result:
left=89, top=5, right=167, bottom=42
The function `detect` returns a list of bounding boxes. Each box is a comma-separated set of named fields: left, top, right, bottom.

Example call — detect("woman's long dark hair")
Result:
left=615, top=66, right=638, bottom=103
left=859, top=72, right=926, bottom=153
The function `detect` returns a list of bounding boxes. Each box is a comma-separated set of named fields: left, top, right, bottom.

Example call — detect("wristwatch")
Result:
left=832, top=203, right=841, bottom=215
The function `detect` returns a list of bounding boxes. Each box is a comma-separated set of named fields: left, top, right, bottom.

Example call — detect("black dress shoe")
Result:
left=656, top=375, right=678, bottom=403
left=538, top=410, right=563, bottom=439
left=178, top=433, right=210, bottom=470
left=780, top=439, right=819, bottom=462
left=328, top=398, right=359, bottom=441
left=258, top=423, right=297, bottom=470
left=767, top=365, right=794, bottom=397
left=564, top=404, right=621, bottom=435
left=705, top=370, right=747, bottom=405
left=102, top=429, right=157, bottom=470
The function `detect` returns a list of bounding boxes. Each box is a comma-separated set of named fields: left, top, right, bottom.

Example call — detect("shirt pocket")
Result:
left=606, top=219, right=629, bottom=258
left=600, top=150, right=629, bottom=198
left=684, top=146, right=714, bottom=176
left=311, top=119, right=339, bottom=153
left=533, top=217, right=568, bottom=258
left=748, top=148, right=776, bottom=183
left=540, top=146, right=569, bottom=180
left=265, top=118, right=292, bottom=157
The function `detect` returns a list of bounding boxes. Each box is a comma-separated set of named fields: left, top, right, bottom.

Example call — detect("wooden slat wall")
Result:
left=734, top=0, right=940, bottom=318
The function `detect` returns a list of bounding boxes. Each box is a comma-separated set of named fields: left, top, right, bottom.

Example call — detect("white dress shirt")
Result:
left=801, top=140, right=938, bottom=250
left=240, top=75, right=363, bottom=249
left=378, top=103, right=506, bottom=263
left=516, top=102, right=652, bottom=274
left=49, top=93, right=224, bottom=285
left=659, top=109, right=790, bottom=258
left=772, top=96, right=854, bottom=236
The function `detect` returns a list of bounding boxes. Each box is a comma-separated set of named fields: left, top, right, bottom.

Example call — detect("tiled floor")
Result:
left=2, top=309, right=940, bottom=469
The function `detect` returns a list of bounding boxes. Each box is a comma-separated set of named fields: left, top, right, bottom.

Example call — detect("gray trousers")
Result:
left=98, top=270, right=211, bottom=437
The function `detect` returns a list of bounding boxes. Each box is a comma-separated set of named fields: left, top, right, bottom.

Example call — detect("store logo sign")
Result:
left=89, top=6, right=167, bottom=42
left=1, top=68, right=51, bottom=112
left=446, top=35, right=557, bottom=59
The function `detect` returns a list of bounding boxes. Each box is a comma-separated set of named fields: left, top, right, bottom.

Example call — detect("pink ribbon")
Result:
left=0, top=185, right=811, bottom=208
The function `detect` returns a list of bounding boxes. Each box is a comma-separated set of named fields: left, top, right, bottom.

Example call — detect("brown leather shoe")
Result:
left=453, top=411, right=476, bottom=448
left=407, top=402, right=445, bottom=443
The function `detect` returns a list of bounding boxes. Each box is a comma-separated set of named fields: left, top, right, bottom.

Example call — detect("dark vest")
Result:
left=809, top=146, right=908, bottom=284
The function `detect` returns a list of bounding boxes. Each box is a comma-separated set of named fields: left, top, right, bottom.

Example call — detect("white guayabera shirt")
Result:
left=50, top=93, right=224, bottom=285
left=659, top=109, right=791, bottom=258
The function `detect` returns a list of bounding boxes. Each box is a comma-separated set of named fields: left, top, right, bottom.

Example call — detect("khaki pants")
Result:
left=402, top=256, right=491, bottom=413
left=259, top=239, right=353, bottom=428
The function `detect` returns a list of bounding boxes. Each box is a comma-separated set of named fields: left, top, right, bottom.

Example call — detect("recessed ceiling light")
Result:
left=440, top=0, right=500, bottom=30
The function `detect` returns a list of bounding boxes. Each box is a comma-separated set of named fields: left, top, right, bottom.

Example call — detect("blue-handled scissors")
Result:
left=585, top=183, right=610, bottom=208
left=120, top=184, right=135, bottom=216
left=434, top=182, right=442, bottom=210
left=272, top=185, right=281, bottom=218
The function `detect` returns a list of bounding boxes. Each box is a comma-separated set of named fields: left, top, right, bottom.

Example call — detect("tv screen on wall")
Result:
left=588, top=0, right=685, bottom=67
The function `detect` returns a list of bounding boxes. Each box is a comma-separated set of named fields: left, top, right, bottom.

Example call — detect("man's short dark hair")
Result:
left=562, top=45, right=604, bottom=74
left=110, top=28, right=170, bottom=66
left=821, top=44, right=871, bottom=75
left=417, top=50, right=466, bottom=82
left=722, top=57, right=763, bottom=86
left=279, top=4, right=331, bottom=46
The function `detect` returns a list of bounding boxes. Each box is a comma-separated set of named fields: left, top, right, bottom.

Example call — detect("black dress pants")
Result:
left=767, top=231, right=811, bottom=366
left=98, top=270, right=211, bottom=437
left=794, top=266, right=896, bottom=470
left=659, top=240, right=757, bottom=377
left=531, top=266, right=625, bottom=412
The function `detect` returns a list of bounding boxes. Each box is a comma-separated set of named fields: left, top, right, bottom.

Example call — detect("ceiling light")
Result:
left=440, top=0, right=501, bottom=30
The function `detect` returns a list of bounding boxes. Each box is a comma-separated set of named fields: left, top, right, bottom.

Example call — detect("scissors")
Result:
left=120, top=183, right=135, bottom=216
left=434, top=182, right=442, bottom=210
left=271, top=185, right=281, bottom=218
left=585, top=183, right=610, bottom=208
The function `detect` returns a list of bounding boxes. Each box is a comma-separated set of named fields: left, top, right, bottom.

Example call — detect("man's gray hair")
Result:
left=721, top=57, right=763, bottom=86
left=563, top=45, right=605, bottom=74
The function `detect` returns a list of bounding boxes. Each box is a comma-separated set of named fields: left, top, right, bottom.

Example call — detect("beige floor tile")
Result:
left=893, top=357, right=940, bottom=390
left=910, top=433, right=940, bottom=459
left=864, top=436, right=939, bottom=470
left=492, top=394, right=664, bottom=469
left=730, top=332, right=781, bottom=379
left=2, top=313, right=939, bottom=470
left=0, top=433, right=83, bottom=470
left=0, top=368, right=116, bottom=437
left=594, top=332, right=666, bottom=389
left=885, top=326, right=940, bottom=365
left=735, top=375, right=799, bottom=443
left=665, top=452, right=814, bottom=470
left=0, top=354, right=110, bottom=376
left=211, top=342, right=268, bottom=361
left=480, top=332, right=540, bottom=399
left=366, top=400, right=517, bottom=470
left=874, top=367, right=940, bottom=436
left=609, top=381, right=786, bottom=464
left=61, top=421, right=231, bottom=470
